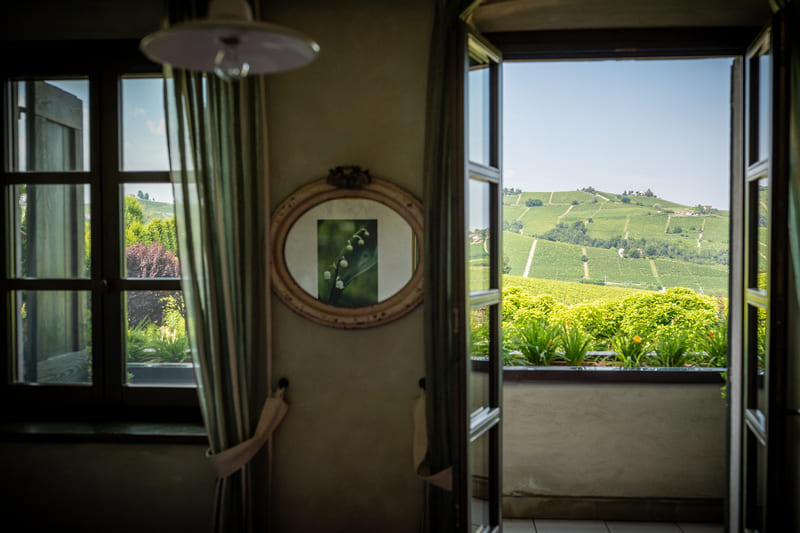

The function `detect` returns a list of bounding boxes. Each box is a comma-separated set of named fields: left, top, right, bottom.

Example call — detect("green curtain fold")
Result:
left=789, top=2, right=800, bottom=310
left=161, top=2, right=274, bottom=530
left=421, top=1, right=480, bottom=531
left=165, top=64, right=272, bottom=533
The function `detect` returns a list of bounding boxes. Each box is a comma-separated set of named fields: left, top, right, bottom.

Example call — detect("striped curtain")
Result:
left=162, top=3, right=277, bottom=529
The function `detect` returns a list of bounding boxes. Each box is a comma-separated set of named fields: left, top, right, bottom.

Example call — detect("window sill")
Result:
left=0, top=421, right=207, bottom=444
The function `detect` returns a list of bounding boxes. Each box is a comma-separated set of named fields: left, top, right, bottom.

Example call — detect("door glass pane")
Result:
left=125, top=290, right=194, bottom=387
left=470, top=430, right=491, bottom=532
left=13, top=290, right=91, bottom=384
left=758, top=53, right=771, bottom=163
left=747, top=304, right=768, bottom=417
left=122, top=183, right=179, bottom=278
left=120, top=76, right=170, bottom=171
left=5, top=79, right=90, bottom=172
left=8, top=184, right=90, bottom=278
left=469, top=178, right=491, bottom=292
left=749, top=178, right=768, bottom=291
left=469, top=55, right=491, bottom=166
left=470, top=306, right=490, bottom=415
left=745, top=433, right=766, bottom=532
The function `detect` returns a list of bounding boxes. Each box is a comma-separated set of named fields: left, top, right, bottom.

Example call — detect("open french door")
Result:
left=731, top=7, right=793, bottom=532
left=452, top=24, right=504, bottom=533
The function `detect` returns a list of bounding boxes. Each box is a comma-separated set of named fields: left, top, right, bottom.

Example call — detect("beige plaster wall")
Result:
left=262, top=1, right=432, bottom=531
left=503, top=382, right=727, bottom=499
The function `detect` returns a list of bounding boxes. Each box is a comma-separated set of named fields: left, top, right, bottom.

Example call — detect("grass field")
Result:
left=503, top=231, right=534, bottom=276
left=528, top=240, right=584, bottom=281
left=138, top=199, right=176, bottom=223
left=518, top=205, right=565, bottom=235
left=654, top=259, right=729, bottom=296
left=503, top=275, right=648, bottom=305
left=550, top=190, right=596, bottom=204
left=702, top=216, right=729, bottom=243
left=499, top=189, right=730, bottom=297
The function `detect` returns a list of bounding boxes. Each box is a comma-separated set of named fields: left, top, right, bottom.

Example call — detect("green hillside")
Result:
left=138, top=198, right=176, bottom=223
left=500, top=189, right=730, bottom=297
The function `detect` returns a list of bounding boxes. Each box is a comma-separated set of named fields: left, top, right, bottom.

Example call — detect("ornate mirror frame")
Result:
left=270, top=167, right=424, bottom=328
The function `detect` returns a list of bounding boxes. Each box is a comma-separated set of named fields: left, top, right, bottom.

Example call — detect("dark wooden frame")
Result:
left=474, top=24, right=774, bottom=533
left=0, top=40, right=200, bottom=424
left=454, top=27, right=504, bottom=533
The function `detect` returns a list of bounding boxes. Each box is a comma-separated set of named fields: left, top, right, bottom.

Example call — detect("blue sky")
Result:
left=503, top=58, right=733, bottom=209
left=48, top=77, right=173, bottom=203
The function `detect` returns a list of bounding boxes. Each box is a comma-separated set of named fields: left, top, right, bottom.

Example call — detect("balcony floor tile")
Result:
left=503, top=518, right=536, bottom=532
left=677, top=524, right=724, bottom=533
left=605, top=522, right=681, bottom=533
left=535, top=519, right=610, bottom=532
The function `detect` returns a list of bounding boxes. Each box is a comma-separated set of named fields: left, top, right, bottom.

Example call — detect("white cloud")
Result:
left=133, top=107, right=146, bottom=116
left=146, top=118, right=166, bottom=136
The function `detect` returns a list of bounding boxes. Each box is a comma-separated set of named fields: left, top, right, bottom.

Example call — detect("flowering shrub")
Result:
left=500, top=281, right=728, bottom=368
left=512, top=318, right=561, bottom=366
left=612, top=334, right=649, bottom=367
left=126, top=243, right=180, bottom=327
left=650, top=331, right=691, bottom=367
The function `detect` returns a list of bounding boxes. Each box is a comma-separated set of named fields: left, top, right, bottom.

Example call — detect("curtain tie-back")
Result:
left=412, top=387, right=453, bottom=491
left=207, top=387, right=289, bottom=478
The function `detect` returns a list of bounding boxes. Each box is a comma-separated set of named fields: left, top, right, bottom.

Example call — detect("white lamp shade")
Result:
left=140, top=19, right=319, bottom=75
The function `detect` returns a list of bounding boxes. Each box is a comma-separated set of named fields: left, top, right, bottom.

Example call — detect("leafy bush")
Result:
left=127, top=318, right=189, bottom=364
left=559, top=326, right=592, bottom=366
left=650, top=331, right=691, bottom=367
left=695, top=317, right=728, bottom=367
left=513, top=318, right=560, bottom=366
left=126, top=243, right=181, bottom=327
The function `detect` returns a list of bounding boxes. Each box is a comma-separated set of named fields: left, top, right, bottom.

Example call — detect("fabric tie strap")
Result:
left=412, top=388, right=452, bottom=491
left=207, top=387, right=289, bottom=478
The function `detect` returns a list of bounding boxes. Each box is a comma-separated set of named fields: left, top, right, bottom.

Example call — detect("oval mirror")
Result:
left=271, top=168, right=423, bottom=328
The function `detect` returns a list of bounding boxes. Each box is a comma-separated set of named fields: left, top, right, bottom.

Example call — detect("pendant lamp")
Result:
left=140, top=0, right=319, bottom=80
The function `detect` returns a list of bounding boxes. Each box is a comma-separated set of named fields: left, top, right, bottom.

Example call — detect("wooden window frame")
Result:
left=0, top=40, right=200, bottom=424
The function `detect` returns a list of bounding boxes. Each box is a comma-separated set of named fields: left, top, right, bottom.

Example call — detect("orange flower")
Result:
left=708, top=331, right=714, bottom=339
left=546, top=339, right=552, bottom=347
left=633, top=335, right=642, bottom=343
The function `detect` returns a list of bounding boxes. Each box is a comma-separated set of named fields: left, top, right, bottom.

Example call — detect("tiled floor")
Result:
left=503, top=519, right=723, bottom=533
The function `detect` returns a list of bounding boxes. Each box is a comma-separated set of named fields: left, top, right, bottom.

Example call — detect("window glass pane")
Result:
left=120, top=77, right=170, bottom=171
left=122, top=183, right=179, bottom=278
left=13, top=290, right=91, bottom=384
left=469, top=56, right=491, bottom=166
left=125, top=290, right=194, bottom=387
left=5, top=79, right=89, bottom=172
left=470, top=430, right=490, bottom=531
left=8, top=184, right=90, bottom=278
left=758, top=53, right=771, bottom=163
left=470, top=306, right=490, bottom=415
left=469, top=178, right=491, bottom=292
